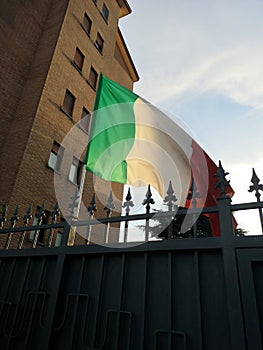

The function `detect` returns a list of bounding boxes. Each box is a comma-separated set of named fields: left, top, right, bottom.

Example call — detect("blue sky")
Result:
left=119, top=0, right=263, bottom=234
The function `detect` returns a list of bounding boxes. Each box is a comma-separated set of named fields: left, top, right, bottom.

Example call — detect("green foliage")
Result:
left=138, top=207, right=247, bottom=238
left=234, top=228, right=247, bottom=236
left=139, top=207, right=212, bottom=239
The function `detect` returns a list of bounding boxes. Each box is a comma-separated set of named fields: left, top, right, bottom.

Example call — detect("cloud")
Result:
left=162, top=90, right=257, bottom=162
left=120, top=0, right=263, bottom=206
left=121, top=0, right=263, bottom=110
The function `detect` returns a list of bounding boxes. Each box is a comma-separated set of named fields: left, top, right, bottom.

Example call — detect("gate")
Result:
left=0, top=166, right=263, bottom=349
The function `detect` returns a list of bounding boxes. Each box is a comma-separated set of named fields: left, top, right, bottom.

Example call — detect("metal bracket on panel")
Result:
left=83, top=309, right=133, bottom=350
left=155, top=329, right=187, bottom=350
left=54, top=293, right=90, bottom=332
left=0, top=300, right=12, bottom=337
left=1, top=291, right=47, bottom=339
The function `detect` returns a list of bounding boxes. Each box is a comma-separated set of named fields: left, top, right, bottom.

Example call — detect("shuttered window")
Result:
left=69, top=157, right=81, bottom=185
left=81, top=107, right=90, bottom=132
left=83, top=13, right=92, bottom=35
left=95, top=32, right=104, bottom=53
left=62, top=89, right=75, bottom=117
left=102, top=3, right=109, bottom=23
left=48, top=141, right=64, bottom=172
left=89, top=67, right=98, bottom=89
left=74, top=47, right=84, bottom=71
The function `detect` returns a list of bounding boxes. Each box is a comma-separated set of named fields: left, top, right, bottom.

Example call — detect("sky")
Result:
left=119, top=0, right=263, bottom=234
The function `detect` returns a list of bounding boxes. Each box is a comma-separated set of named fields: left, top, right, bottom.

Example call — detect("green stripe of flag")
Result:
left=85, top=74, right=139, bottom=183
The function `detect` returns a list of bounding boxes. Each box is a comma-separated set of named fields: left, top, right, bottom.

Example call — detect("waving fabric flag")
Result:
left=85, top=74, right=234, bottom=235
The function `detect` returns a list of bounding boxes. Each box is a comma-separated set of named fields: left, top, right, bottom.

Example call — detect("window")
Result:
left=102, top=3, right=109, bottom=23
left=69, top=157, right=81, bottom=185
left=80, top=107, right=90, bottom=131
left=83, top=13, right=92, bottom=35
left=89, top=66, right=98, bottom=89
left=73, top=47, right=84, bottom=71
left=48, top=141, right=64, bottom=172
left=81, top=106, right=89, bottom=119
left=62, top=89, right=75, bottom=117
left=95, top=32, right=104, bottom=53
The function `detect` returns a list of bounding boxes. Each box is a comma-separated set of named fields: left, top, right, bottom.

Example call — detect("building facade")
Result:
left=0, top=0, right=139, bottom=246
left=0, top=0, right=138, bottom=245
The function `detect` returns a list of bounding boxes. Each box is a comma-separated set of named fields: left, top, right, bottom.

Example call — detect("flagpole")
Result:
left=73, top=113, right=93, bottom=221
left=68, top=135, right=89, bottom=246
left=75, top=165, right=86, bottom=218
left=68, top=118, right=92, bottom=246
left=68, top=74, right=103, bottom=245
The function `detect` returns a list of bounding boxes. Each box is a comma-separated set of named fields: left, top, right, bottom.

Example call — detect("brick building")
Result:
left=0, top=0, right=138, bottom=245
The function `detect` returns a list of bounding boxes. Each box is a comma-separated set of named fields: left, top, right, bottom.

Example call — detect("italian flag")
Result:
left=85, top=74, right=234, bottom=233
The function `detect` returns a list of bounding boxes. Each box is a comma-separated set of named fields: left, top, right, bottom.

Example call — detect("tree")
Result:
left=139, top=207, right=246, bottom=239
left=139, top=207, right=212, bottom=239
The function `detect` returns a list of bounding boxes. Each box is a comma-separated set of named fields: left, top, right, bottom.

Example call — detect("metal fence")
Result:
left=0, top=163, right=263, bottom=349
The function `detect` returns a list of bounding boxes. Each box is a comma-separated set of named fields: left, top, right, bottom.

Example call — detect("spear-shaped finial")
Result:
left=88, top=193, right=97, bottom=216
left=18, top=204, right=32, bottom=249
left=122, top=187, right=134, bottom=242
left=248, top=168, right=263, bottom=201
left=187, top=178, right=201, bottom=208
left=23, top=204, right=32, bottom=226
left=142, top=185, right=155, bottom=213
left=215, top=160, right=230, bottom=196
left=37, top=201, right=46, bottom=225
left=163, top=181, right=177, bottom=211
left=51, top=201, right=60, bottom=222
left=122, top=187, right=134, bottom=215
left=10, top=206, right=19, bottom=228
left=104, top=191, right=115, bottom=217
left=248, top=168, right=263, bottom=232
left=47, top=202, right=60, bottom=247
left=0, top=205, right=7, bottom=229
left=5, top=206, right=19, bottom=249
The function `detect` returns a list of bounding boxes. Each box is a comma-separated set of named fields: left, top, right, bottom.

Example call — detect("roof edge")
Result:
left=116, top=0, right=132, bottom=18
left=116, top=27, right=139, bottom=82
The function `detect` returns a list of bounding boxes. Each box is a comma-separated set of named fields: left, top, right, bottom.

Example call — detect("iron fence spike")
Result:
left=122, top=187, right=134, bottom=214
left=142, top=184, right=155, bottom=211
left=0, top=205, right=7, bottom=229
left=248, top=168, right=263, bottom=200
left=52, top=201, right=60, bottom=221
left=164, top=181, right=177, bottom=209
left=215, top=160, right=230, bottom=196
left=10, top=205, right=19, bottom=227
left=187, top=178, right=201, bottom=205
left=247, top=168, right=263, bottom=230
left=88, top=193, right=97, bottom=215
left=126, top=187, right=132, bottom=202
left=36, top=201, right=46, bottom=224
left=104, top=190, right=115, bottom=215
left=23, top=204, right=33, bottom=225
left=251, top=168, right=260, bottom=184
